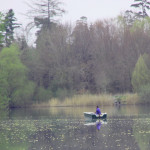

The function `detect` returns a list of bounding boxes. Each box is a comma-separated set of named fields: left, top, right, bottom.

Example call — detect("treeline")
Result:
left=1, top=0, right=150, bottom=108
left=29, top=16, right=150, bottom=94
left=14, top=17, right=150, bottom=105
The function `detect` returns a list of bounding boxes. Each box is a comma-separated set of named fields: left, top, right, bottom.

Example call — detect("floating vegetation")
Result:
left=0, top=106, right=150, bottom=150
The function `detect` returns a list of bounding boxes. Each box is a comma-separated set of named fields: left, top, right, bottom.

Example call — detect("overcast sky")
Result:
left=0, top=0, right=134, bottom=26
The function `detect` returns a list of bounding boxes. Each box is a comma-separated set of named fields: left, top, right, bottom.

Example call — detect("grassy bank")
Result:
left=32, top=93, right=139, bottom=107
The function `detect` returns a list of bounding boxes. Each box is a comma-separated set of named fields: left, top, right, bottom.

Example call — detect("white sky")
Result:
left=0, top=0, right=134, bottom=26
left=0, top=0, right=135, bottom=45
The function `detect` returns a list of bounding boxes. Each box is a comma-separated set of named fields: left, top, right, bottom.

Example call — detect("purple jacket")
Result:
left=96, top=108, right=101, bottom=115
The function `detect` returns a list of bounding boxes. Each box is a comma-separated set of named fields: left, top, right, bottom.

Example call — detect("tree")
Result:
left=131, top=54, right=150, bottom=92
left=131, top=0, right=150, bottom=18
left=26, top=0, right=65, bottom=29
left=120, top=10, right=136, bottom=27
left=35, top=24, right=72, bottom=91
left=0, top=44, right=35, bottom=108
left=71, top=17, right=96, bottom=92
left=4, top=9, right=20, bottom=47
left=0, top=12, right=5, bottom=48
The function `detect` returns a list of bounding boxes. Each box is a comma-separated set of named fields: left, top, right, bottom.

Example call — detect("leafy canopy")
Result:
left=0, top=44, right=34, bottom=108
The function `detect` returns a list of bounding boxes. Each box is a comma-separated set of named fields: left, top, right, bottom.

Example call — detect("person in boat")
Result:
left=95, top=106, right=101, bottom=115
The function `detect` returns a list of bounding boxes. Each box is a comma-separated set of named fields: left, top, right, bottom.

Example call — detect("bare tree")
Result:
left=26, top=0, right=65, bottom=29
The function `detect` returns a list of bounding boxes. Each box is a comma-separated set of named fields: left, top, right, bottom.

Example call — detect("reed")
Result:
left=113, top=93, right=139, bottom=105
left=32, top=93, right=140, bottom=107
left=49, top=94, right=114, bottom=107
left=123, top=93, right=139, bottom=105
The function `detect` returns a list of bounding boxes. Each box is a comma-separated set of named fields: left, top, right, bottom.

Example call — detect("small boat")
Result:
left=84, top=112, right=107, bottom=120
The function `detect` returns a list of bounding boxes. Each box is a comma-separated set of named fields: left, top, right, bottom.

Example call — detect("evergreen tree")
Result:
left=0, top=12, right=5, bottom=48
left=4, top=9, right=20, bottom=47
left=131, top=54, right=150, bottom=92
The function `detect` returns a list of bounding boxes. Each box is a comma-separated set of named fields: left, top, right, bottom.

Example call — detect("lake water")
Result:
left=0, top=105, right=150, bottom=150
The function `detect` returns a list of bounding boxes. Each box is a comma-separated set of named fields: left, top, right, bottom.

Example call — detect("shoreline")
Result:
left=26, top=93, right=141, bottom=108
left=8, top=93, right=150, bottom=109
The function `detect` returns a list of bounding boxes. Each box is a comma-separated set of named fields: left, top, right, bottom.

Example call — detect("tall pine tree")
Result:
left=4, top=9, right=20, bottom=47
left=0, top=12, right=5, bottom=48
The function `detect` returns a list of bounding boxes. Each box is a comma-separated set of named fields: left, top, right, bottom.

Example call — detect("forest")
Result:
left=1, top=0, right=150, bottom=108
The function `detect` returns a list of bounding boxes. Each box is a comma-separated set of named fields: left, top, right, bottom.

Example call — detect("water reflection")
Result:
left=84, top=119, right=107, bottom=131
left=0, top=105, right=150, bottom=150
left=96, top=121, right=102, bottom=130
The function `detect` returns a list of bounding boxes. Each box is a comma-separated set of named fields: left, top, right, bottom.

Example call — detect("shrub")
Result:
left=0, top=44, right=35, bottom=108
left=34, top=86, right=52, bottom=102
left=54, top=88, right=74, bottom=100
left=10, top=81, right=36, bottom=107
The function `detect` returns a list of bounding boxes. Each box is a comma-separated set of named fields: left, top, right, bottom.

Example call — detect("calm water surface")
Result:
left=0, top=105, right=150, bottom=150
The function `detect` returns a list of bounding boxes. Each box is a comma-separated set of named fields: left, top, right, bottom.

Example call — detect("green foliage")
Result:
left=117, top=11, right=135, bottom=27
left=4, top=9, right=20, bottom=47
left=34, top=86, right=52, bottom=102
left=138, top=84, right=150, bottom=103
left=114, top=95, right=126, bottom=103
left=54, top=88, right=74, bottom=100
left=11, top=81, right=35, bottom=107
left=0, top=95, right=10, bottom=109
left=0, top=70, right=10, bottom=109
left=131, top=54, right=150, bottom=92
left=0, top=9, right=20, bottom=48
left=0, top=12, right=5, bottom=47
left=130, top=17, right=150, bottom=32
left=0, top=44, right=35, bottom=108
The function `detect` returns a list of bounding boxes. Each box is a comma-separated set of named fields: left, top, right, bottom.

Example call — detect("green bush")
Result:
left=55, top=88, right=68, bottom=100
left=34, top=87, right=52, bottom=102
left=10, top=81, right=35, bottom=107
left=0, top=95, right=10, bottom=109
left=0, top=44, right=34, bottom=108
left=54, top=88, right=75, bottom=101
